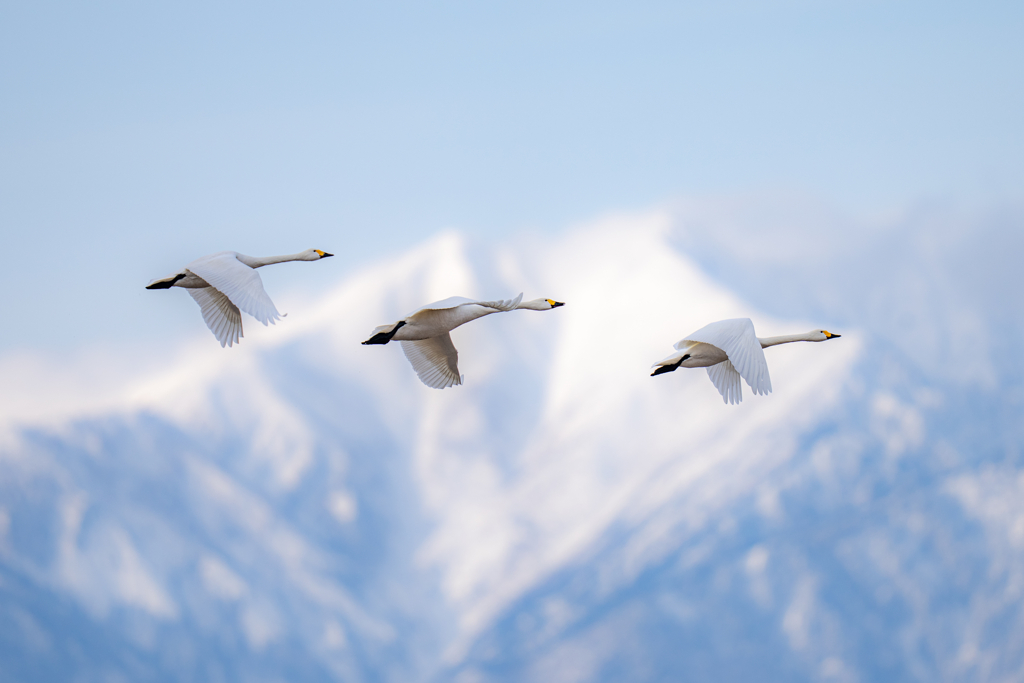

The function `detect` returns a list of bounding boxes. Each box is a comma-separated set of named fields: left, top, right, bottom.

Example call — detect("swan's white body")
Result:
left=651, top=318, right=840, bottom=404
left=146, top=249, right=332, bottom=347
left=363, top=293, right=564, bottom=389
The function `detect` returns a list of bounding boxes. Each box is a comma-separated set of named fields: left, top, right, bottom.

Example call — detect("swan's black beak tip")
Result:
left=321, top=252, right=334, bottom=258
left=828, top=332, right=841, bottom=339
left=552, top=301, right=565, bottom=308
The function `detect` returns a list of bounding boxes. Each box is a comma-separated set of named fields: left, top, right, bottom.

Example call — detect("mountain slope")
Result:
left=1, top=209, right=1021, bottom=682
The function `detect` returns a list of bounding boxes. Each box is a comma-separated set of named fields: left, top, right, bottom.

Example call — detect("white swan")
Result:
left=362, top=293, right=564, bottom=389
left=650, top=318, right=840, bottom=404
left=146, top=249, right=333, bottom=347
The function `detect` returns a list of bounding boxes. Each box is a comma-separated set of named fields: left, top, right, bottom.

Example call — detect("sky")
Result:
left=2, top=4, right=1024, bottom=680
left=1, top=0, right=1022, bottom=355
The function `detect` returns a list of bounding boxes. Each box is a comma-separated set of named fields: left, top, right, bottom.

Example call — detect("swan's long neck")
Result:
left=237, top=252, right=309, bottom=268
left=757, top=332, right=817, bottom=348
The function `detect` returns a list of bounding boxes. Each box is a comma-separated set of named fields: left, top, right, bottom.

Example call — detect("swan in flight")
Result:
left=146, top=249, right=333, bottom=347
left=650, top=318, right=840, bottom=404
left=362, top=293, right=564, bottom=389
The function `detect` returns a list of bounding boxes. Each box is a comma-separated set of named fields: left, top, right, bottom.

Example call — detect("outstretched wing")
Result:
left=407, top=293, right=523, bottom=316
left=186, top=252, right=282, bottom=326
left=188, top=287, right=243, bottom=348
left=473, top=292, right=523, bottom=312
left=706, top=360, right=744, bottom=404
left=400, top=334, right=463, bottom=389
left=680, top=318, right=772, bottom=396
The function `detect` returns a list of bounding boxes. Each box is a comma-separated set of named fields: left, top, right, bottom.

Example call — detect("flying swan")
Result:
left=650, top=318, right=840, bottom=404
left=362, top=294, right=564, bottom=388
left=146, top=249, right=333, bottom=347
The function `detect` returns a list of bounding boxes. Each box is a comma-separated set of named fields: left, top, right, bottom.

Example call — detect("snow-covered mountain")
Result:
left=1, top=206, right=1022, bottom=682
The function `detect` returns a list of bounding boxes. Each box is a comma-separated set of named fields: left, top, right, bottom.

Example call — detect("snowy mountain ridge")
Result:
left=2, top=207, right=1022, bottom=682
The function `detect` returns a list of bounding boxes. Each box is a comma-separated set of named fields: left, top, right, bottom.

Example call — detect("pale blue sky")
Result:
left=1, top=0, right=1022, bottom=353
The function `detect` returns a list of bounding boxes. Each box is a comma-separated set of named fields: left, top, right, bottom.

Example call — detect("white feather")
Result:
left=401, top=335, right=463, bottom=389
left=653, top=318, right=838, bottom=403
left=187, top=287, right=243, bottom=348
left=706, top=360, right=743, bottom=405
left=368, top=292, right=562, bottom=389
left=147, top=247, right=330, bottom=347
left=681, top=318, right=772, bottom=397
left=185, top=252, right=282, bottom=326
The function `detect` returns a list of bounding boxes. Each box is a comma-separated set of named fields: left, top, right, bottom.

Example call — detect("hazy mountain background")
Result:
left=3, top=1, right=1023, bottom=680
left=1, top=200, right=1022, bottom=682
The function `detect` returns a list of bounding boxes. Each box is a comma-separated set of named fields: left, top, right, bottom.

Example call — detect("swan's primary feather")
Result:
left=185, top=252, right=282, bottom=326
left=401, top=334, right=463, bottom=389
left=706, top=359, right=744, bottom=405
left=407, top=293, right=524, bottom=316
left=681, top=318, right=772, bottom=398
left=473, top=293, right=524, bottom=312
left=187, top=287, right=243, bottom=348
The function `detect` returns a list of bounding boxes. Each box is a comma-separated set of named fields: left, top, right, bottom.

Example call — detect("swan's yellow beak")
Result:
left=824, top=330, right=840, bottom=339
left=547, top=299, right=565, bottom=308
left=315, top=250, right=334, bottom=258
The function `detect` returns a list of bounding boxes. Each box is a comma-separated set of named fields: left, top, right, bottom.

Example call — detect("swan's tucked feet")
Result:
left=145, top=273, right=187, bottom=290
left=651, top=354, right=689, bottom=376
left=362, top=321, right=406, bottom=345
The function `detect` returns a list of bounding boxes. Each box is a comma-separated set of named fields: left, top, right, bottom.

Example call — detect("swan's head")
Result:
left=518, top=298, right=565, bottom=310
left=814, top=330, right=841, bottom=341
left=302, top=248, right=334, bottom=261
